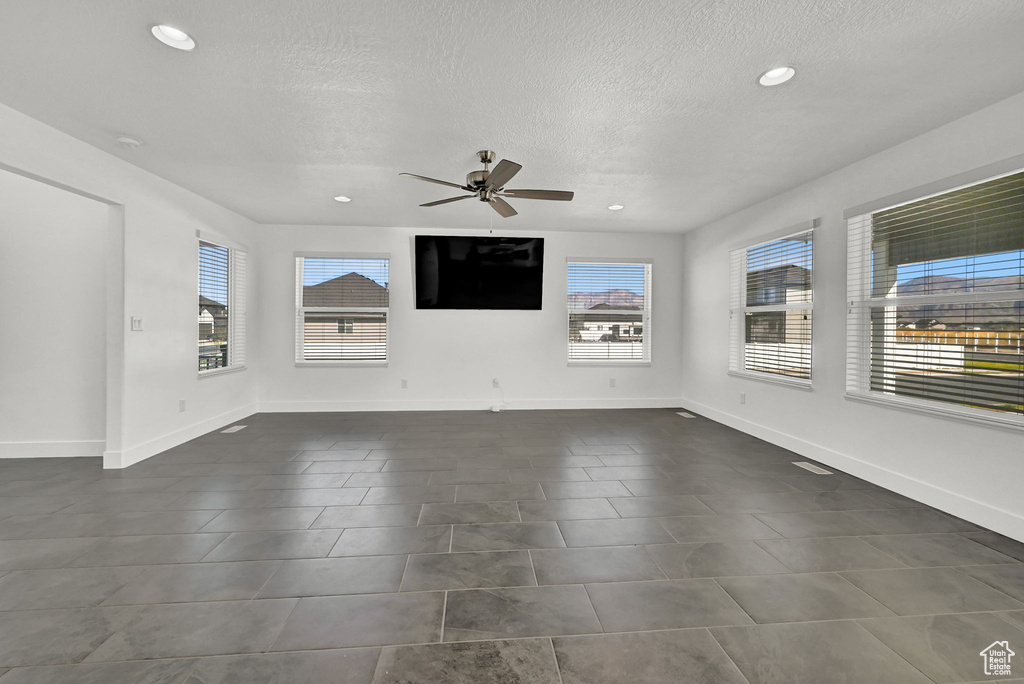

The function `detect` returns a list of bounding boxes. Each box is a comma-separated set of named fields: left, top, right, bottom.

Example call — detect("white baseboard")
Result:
left=0, top=440, right=104, bottom=459
left=258, top=397, right=681, bottom=413
left=679, top=397, right=1024, bottom=543
left=103, top=403, right=259, bottom=469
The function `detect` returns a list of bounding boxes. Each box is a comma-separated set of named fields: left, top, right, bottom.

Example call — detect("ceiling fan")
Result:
left=400, top=150, right=574, bottom=218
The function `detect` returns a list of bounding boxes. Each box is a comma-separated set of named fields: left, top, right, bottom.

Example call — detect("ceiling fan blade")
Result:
left=484, top=160, right=522, bottom=189
left=420, top=195, right=474, bottom=207
left=490, top=197, right=518, bottom=218
left=400, top=173, right=470, bottom=191
left=500, top=189, right=574, bottom=201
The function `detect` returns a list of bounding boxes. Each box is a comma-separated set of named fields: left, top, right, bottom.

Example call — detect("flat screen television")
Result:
left=415, top=235, right=544, bottom=310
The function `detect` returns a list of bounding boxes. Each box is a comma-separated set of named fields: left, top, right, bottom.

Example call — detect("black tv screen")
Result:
left=415, top=236, right=544, bottom=310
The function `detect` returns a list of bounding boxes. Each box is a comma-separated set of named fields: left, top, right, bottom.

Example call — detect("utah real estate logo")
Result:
left=980, top=641, right=1014, bottom=677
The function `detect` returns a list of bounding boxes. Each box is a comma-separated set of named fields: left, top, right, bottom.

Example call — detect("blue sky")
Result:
left=896, top=249, right=1023, bottom=284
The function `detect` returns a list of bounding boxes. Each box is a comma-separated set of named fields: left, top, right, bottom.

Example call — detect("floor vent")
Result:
left=792, top=461, right=831, bottom=475
left=676, top=412, right=696, bottom=418
left=221, top=425, right=247, bottom=433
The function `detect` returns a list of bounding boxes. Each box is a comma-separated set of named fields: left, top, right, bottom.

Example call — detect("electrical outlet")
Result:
left=401, top=379, right=408, bottom=389
left=492, top=378, right=500, bottom=388
left=178, top=399, right=186, bottom=412
left=131, top=316, right=143, bottom=331
left=739, top=392, right=746, bottom=405
left=609, top=378, right=616, bottom=388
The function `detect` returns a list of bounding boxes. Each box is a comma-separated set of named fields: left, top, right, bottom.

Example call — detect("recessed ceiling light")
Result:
left=608, top=204, right=624, bottom=211
left=151, top=25, right=195, bottom=51
left=333, top=196, right=352, bottom=203
left=115, top=135, right=143, bottom=148
left=758, top=66, right=795, bottom=86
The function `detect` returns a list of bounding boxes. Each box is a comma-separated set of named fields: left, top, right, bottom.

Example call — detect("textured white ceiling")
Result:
left=1, top=0, right=1024, bottom=232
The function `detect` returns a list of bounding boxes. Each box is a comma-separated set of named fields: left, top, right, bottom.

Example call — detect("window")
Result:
left=730, top=227, right=814, bottom=384
left=295, top=255, right=389, bottom=363
left=567, top=261, right=651, bottom=362
left=198, top=239, right=246, bottom=373
left=847, top=169, right=1023, bottom=426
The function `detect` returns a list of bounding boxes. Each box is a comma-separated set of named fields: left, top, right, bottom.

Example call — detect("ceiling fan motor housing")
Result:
left=466, top=169, right=489, bottom=188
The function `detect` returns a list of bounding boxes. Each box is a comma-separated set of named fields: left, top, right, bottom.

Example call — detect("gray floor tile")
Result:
left=620, top=479, right=717, bottom=496
left=859, top=612, right=1024, bottom=683
left=508, top=468, right=591, bottom=482
left=586, top=579, right=753, bottom=631
left=85, top=599, right=298, bottom=661
left=646, top=541, right=790, bottom=578
left=56, top=492, right=187, bottom=514
left=0, top=606, right=136, bottom=667
left=607, top=495, right=713, bottom=518
left=531, top=546, right=665, bottom=585
left=696, top=491, right=889, bottom=515
left=775, top=473, right=877, bottom=492
left=429, top=470, right=511, bottom=485
left=596, top=454, right=675, bottom=466
left=186, top=648, right=380, bottom=684
left=553, top=629, right=747, bottom=684
left=343, top=472, right=431, bottom=487
left=312, top=504, right=421, bottom=528
left=753, top=511, right=882, bottom=538
left=293, top=449, right=372, bottom=461
left=258, top=555, right=406, bottom=597
left=272, top=592, right=444, bottom=649
left=863, top=533, right=1017, bottom=567
left=419, top=501, right=520, bottom=525
left=848, top=508, right=981, bottom=534
left=103, top=561, right=281, bottom=605
left=456, top=457, right=533, bottom=470
left=711, top=620, right=933, bottom=683
left=455, top=483, right=545, bottom=502
left=959, top=564, right=1024, bottom=602
left=540, top=481, right=632, bottom=499
left=658, top=514, right=783, bottom=542
left=381, top=458, right=458, bottom=472
left=330, top=525, right=451, bottom=556
left=840, top=567, right=1024, bottom=615
left=262, top=488, right=368, bottom=507
left=557, top=518, right=675, bottom=546
left=0, top=659, right=197, bottom=684
left=757, top=537, right=908, bottom=572
left=961, top=531, right=1024, bottom=561
left=199, top=507, right=323, bottom=532
left=704, top=476, right=799, bottom=494
left=0, top=566, right=141, bottom=610
left=452, top=522, right=566, bottom=551
left=69, top=533, right=229, bottom=566
left=861, top=489, right=924, bottom=508
left=568, top=445, right=637, bottom=457
left=202, top=530, right=342, bottom=562
left=374, top=639, right=560, bottom=684
left=517, top=498, right=619, bottom=521
left=400, top=551, right=535, bottom=591
left=302, top=461, right=384, bottom=473
left=159, top=490, right=275, bottom=510
left=361, top=486, right=456, bottom=505
left=443, top=585, right=602, bottom=640
left=717, top=572, right=895, bottom=623
left=0, top=511, right=220, bottom=540
left=584, top=466, right=665, bottom=480
left=0, top=496, right=81, bottom=517
left=528, top=456, right=604, bottom=468
left=0, top=537, right=103, bottom=570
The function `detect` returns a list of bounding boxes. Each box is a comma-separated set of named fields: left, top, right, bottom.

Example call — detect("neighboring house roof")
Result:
left=199, top=295, right=227, bottom=314
left=303, top=272, right=389, bottom=307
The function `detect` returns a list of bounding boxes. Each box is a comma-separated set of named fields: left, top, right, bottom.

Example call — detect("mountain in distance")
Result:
left=895, top=275, right=1022, bottom=327
left=568, top=289, right=643, bottom=310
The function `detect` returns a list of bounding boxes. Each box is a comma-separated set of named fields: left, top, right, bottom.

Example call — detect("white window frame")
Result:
left=844, top=160, right=1024, bottom=431
left=567, top=258, right=652, bottom=366
left=294, top=252, right=390, bottom=367
left=729, top=221, right=815, bottom=389
left=197, top=233, right=247, bottom=378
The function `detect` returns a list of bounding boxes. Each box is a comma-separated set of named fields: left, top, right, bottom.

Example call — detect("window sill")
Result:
left=728, top=369, right=813, bottom=390
left=295, top=361, right=389, bottom=368
left=198, top=365, right=246, bottom=379
left=568, top=360, right=652, bottom=367
left=845, top=391, right=1024, bottom=432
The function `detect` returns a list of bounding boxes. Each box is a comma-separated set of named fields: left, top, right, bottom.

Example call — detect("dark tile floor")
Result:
left=0, top=408, right=1022, bottom=683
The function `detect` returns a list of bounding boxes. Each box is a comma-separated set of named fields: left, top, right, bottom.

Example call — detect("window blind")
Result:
left=567, top=262, right=651, bottom=361
left=847, top=169, right=1024, bottom=425
left=730, top=230, right=813, bottom=382
left=296, top=256, right=390, bottom=362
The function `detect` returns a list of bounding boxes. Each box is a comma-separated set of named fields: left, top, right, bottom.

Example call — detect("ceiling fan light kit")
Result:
left=400, top=150, right=574, bottom=218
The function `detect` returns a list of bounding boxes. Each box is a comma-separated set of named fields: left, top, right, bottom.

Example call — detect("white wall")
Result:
left=0, top=170, right=111, bottom=457
left=0, top=103, right=260, bottom=467
left=255, top=225, right=683, bottom=411
left=680, top=90, right=1024, bottom=540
